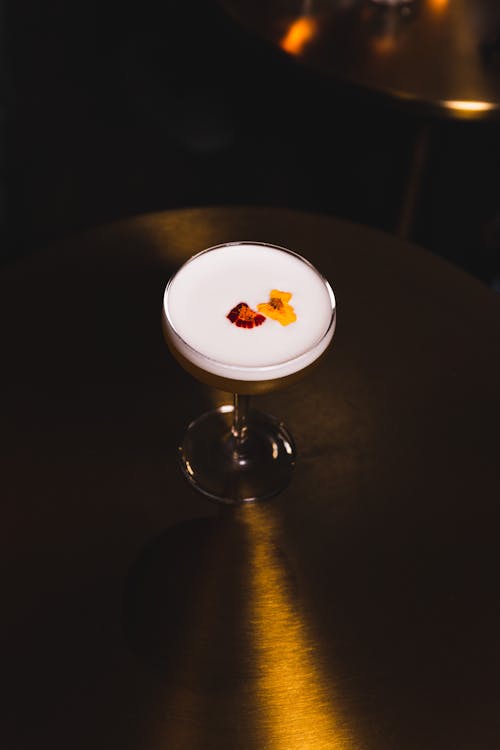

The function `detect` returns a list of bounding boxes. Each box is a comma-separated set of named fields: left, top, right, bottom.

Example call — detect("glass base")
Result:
left=178, top=405, right=296, bottom=504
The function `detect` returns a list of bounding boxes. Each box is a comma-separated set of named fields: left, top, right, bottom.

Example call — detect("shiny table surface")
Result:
left=1, top=206, right=500, bottom=748
left=218, top=0, right=500, bottom=119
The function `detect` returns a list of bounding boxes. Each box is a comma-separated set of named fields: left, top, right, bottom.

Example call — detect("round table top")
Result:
left=2, top=206, right=500, bottom=749
left=218, top=0, right=500, bottom=120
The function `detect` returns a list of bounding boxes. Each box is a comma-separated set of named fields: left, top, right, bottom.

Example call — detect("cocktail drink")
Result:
left=162, top=241, right=336, bottom=503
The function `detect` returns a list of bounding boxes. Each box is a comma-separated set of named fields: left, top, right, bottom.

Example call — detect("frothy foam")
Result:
left=163, top=243, right=336, bottom=382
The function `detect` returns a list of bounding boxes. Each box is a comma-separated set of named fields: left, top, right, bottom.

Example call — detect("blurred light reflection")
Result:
left=429, top=0, right=448, bottom=12
left=242, top=505, right=353, bottom=749
left=372, top=33, right=397, bottom=55
left=280, top=17, right=318, bottom=56
left=443, top=99, right=495, bottom=114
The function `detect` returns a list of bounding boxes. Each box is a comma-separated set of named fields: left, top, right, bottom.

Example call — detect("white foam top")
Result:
left=163, top=242, right=336, bottom=382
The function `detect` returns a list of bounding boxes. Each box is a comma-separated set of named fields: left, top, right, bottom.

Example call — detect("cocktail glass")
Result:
left=162, top=241, right=336, bottom=504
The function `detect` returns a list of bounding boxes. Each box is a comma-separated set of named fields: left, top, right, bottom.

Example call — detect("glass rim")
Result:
left=163, top=240, right=336, bottom=374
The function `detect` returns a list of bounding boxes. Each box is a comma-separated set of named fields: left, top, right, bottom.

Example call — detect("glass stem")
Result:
left=231, top=393, right=249, bottom=454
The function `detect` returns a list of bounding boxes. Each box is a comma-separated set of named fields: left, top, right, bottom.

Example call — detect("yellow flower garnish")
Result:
left=258, top=289, right=297, bottom=326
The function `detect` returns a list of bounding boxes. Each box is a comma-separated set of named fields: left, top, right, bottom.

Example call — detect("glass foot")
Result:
left=178, top=405, right=296, bottom=504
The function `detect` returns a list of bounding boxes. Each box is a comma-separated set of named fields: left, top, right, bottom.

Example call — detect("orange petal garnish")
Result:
left=258, top=290, right=297, bottom=326
left=227, top=302, right=266, bottom=329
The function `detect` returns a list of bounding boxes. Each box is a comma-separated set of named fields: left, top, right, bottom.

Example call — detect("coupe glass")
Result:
left=162, top=241, right=336, bottom=504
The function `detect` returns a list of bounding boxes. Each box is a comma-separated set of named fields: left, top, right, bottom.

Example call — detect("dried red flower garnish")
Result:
left=227, top=302, right=266, bottom=329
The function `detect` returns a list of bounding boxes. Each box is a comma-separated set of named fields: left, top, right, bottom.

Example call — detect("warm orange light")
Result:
left=372, top=34, right=397, bottom=55
left=429, top=0, right=448, bottom=11
left=443, top=99, right=495, bottom=114
left=280, top=16, right=318, bottom=56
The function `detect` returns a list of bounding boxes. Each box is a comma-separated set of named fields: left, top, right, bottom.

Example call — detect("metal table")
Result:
left=1, top=206, right=500, bottom=749
left=218, top=0, right=500, bottom=120
left=217, top=1, right=500, bottom=237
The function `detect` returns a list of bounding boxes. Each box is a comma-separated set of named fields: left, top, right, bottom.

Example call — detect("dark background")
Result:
left=3, top=0, right=500, bottom=285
